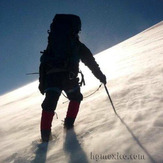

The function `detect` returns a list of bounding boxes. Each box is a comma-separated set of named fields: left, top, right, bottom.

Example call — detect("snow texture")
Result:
left=0, top=21, right=163, bottom=163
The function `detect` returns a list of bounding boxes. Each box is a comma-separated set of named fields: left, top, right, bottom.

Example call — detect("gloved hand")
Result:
left=99, top=74, right=107, bottom=85
left=38, top=83, right=45, bottom=95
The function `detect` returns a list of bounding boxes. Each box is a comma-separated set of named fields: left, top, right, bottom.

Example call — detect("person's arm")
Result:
left=79, top=43, right=106, bottom=84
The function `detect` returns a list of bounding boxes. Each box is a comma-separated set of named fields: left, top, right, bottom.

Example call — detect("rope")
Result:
left=62, top=84, right=102, bottom=104
left=62, top=92, right=68, bottom=98
left=26, top=71, right=102, bottom=102
left=83, top=84, right=102, bottom=98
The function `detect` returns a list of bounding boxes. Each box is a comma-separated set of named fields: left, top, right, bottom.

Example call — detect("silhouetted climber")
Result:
left=39, top=14, right=106, bottom=142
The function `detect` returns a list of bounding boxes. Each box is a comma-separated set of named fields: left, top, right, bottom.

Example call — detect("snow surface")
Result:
left=0, top=21, right=163, bottom=163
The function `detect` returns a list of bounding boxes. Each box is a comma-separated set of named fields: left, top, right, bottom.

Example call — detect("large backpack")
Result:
left=40, top=14, right=81, bottom=72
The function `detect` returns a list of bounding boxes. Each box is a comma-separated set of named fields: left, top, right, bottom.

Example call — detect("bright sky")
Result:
left=0, top=0, right=163, bottom=95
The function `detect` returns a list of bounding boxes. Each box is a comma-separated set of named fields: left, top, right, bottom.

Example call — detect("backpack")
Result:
left=40, top=14, right=81, bottom=73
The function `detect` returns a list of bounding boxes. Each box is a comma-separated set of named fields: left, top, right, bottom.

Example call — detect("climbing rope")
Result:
left=62, top=84, right=102, bottom=104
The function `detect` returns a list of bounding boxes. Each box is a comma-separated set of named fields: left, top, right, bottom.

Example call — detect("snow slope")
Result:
left=0, top=21, right=163, bottom=163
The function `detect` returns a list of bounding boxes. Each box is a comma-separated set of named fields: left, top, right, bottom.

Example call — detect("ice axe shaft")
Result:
left=26, top=72, right=39, bottom=75
left=104, top=85, right=117, bottom=114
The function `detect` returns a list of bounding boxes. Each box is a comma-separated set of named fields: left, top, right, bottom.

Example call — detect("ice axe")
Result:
left=104, top=84, right=117, bottom=114
left=26, top=72, right=39, bottom=75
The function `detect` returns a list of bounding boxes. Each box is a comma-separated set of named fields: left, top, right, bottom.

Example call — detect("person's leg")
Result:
left=64, top=100, right=80, bottom=129
left=41, top=90, right=61, bottom=141
left=64, top=85, right=83, bottom=129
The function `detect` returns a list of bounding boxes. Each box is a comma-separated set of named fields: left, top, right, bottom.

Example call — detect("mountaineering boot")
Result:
left=64, top=101, right=80, bottom=129
left=40, top=110, right=54, bottom=142
left=64, top=117, right=75, bottom=130
left=41, top=130, right=52, bottom=142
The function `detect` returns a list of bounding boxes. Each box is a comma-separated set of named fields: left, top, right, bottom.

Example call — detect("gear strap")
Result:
left=78, top=70, right=85, bottom=86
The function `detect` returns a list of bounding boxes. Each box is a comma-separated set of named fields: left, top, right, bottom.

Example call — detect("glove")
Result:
left=99, top=74, right=107, bottom=85
left=38, top=63, right=46, bottom=95
left=38, top=83, right=45, bottom=95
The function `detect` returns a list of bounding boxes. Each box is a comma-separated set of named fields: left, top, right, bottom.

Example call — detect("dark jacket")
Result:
left=39, top=41, right=106, bottom=94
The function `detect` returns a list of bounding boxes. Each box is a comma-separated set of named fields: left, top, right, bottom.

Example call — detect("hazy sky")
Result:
left=0, top=0, right=163, bottom=95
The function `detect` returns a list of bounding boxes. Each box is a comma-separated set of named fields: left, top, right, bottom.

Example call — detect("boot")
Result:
left=64, top=117, right=75, bottom=129
left=64, top=101, right=80, bottom=129
left=40, top=110, right=54, bottom=142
